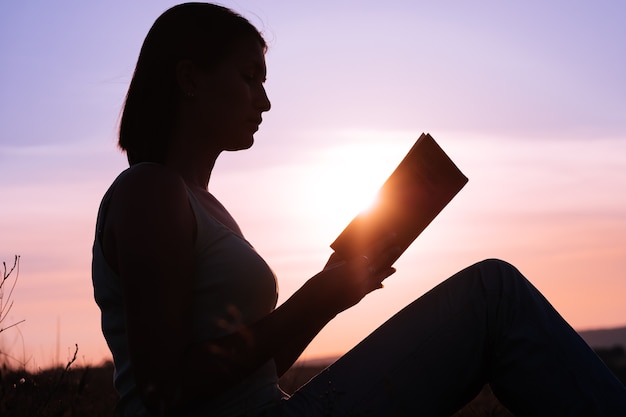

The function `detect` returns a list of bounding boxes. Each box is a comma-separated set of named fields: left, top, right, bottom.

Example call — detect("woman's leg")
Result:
left=278, top=259, right=626, bottom=417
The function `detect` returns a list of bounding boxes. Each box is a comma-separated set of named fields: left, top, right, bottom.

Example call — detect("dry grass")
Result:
left=1, top=360, right=117, bottom=417
left=1, top=360, right=514, bottom=417
left=2, top=348, right=625, bottom=417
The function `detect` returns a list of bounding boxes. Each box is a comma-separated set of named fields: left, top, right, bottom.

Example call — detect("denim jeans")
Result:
left=259, top=259, right=626, bottom=417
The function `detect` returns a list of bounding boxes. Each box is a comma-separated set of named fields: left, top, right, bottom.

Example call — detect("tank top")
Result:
left=92, top=165, right=284, bottom=416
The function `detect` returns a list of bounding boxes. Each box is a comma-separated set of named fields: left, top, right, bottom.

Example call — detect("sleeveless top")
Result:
left=91, top=165, right=284, bottom=417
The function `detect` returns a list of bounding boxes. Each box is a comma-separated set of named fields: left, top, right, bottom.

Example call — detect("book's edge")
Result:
left=423, top=133, right=469, bottom=185
left=330, top=134, right=468, bottom=260
left=379, top=133, right=467, bottom=193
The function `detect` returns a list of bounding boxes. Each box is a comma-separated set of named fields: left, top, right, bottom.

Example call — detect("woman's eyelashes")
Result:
left=242, top=69, right=266, bottom=85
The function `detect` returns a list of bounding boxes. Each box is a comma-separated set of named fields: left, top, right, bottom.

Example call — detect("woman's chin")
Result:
left=226, top=138, right=254, bottom=152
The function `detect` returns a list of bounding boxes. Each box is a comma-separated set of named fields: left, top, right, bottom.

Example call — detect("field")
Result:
left=1, top=346, right=624, bottom=417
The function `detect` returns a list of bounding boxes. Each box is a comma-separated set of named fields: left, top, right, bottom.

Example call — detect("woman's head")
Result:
left=119, top=3, right=266, bottom=165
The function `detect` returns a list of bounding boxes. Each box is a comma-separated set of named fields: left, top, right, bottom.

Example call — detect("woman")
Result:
left=92, top=3, right=626, bottom=416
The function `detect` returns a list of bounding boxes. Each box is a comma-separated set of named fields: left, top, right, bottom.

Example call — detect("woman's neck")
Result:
left=165, top=144, right=221, bottom=191
left=168, top=118, right=223, bottom=190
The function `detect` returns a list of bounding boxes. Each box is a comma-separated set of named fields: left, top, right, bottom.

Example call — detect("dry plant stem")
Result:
left=35, top=343, right=80, bottom=417
left=0, top=255, right=23, bottom=334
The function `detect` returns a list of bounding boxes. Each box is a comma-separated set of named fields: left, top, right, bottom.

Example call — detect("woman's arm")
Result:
left=182, top=257, right=395, bottom=394
left=270, top=250, right=396, bottom=376
left=103, top=164, right=395, bottom=412
left=102, top=164, right=198, bottom=412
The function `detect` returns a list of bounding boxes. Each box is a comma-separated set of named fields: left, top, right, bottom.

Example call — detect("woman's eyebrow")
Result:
left=251, top=60, right=267, bottom=80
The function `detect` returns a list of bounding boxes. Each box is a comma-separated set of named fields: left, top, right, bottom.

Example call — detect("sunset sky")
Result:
left=1, top=0, right=625, bottom=370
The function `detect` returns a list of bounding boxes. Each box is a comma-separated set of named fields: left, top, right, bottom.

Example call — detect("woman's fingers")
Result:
left=364, top=233, right=400, bottom=267
left=323, top=252, right=345, bottom=270
left=358, top=254, right=397, bottom=290
left=363, top=235, right=402, bottom=275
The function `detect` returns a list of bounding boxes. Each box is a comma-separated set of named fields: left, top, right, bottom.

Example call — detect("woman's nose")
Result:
left=256, top=85, right=271, bottom=112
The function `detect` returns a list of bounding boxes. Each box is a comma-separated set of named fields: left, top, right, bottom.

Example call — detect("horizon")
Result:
left=1, top=0, right=625, bottom=370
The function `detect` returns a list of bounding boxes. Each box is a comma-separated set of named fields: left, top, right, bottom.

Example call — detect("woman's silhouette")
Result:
left=92, top=3, right=626, bottom=416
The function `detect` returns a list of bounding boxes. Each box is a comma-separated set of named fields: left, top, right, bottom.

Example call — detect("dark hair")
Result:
left=118, top=3, right=266, bottom=165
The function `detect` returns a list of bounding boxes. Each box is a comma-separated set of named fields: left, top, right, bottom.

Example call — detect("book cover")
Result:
left=330, top=133, right=468, bottom=264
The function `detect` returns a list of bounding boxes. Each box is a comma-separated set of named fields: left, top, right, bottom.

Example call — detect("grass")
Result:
left=2, top=347, right=624, bottom=417
left=1, top=360, right=117, bottom=417
left=2, top=360, right=511, bottom=417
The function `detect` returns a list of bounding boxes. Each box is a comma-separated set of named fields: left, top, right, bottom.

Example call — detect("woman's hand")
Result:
left=311, top=257, right=396, bottom=315
left=268, top=246, right=397, bottom=375
left=315, top=237, right=401, bottom=315
left=324, top=230, right=400, bottom=269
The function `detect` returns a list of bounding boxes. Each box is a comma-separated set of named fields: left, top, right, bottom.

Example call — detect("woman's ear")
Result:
left=176, top=60, right=197, bottom=98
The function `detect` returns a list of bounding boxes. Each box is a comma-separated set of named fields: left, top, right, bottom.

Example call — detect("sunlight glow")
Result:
left=298, top=140, right=409, bottom=239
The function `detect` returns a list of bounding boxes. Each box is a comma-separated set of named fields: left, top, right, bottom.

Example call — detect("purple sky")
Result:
left=1, top=0, right=625, bottom=369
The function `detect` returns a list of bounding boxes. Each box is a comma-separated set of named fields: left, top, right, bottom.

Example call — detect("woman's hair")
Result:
left=118, top=2, right=266, bottom=165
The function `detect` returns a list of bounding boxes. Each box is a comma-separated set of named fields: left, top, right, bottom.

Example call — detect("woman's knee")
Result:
left=476, top=258, right=515, bottom=271
left=476, top=258, right=522, bottom=278
left=468, top=258, right=529, bottom=293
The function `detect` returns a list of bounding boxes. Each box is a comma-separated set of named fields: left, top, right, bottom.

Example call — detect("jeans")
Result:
left=260, top=259, right=626, bottom=416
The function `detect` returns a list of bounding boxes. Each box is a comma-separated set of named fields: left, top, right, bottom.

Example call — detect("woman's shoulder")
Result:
left=106, top=163, right=193, bottom=222
left=111, top=163, right=187, bottom=200
left=101, top=163, right=196, bottom=271
left=115, top=162, right=185, bottom=187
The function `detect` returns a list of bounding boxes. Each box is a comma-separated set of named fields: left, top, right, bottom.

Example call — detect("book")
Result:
left=330, top=133, right=468, bottom=265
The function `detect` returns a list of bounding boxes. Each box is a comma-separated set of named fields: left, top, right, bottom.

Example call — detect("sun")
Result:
left=300, top=140, right=408, bottom=240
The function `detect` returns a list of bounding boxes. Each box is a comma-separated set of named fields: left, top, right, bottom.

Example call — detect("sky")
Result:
left=0, top=0, right=625, bottom=370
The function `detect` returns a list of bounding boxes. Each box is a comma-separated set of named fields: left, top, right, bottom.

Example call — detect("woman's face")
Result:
left=190, top=37, right=271, bottom=152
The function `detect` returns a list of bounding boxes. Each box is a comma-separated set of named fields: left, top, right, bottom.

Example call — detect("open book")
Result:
left=330, top=133, right=468, bottom=265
